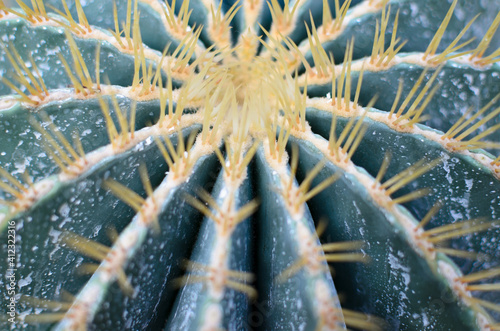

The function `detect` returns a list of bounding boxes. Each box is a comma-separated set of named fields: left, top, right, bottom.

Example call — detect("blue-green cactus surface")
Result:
left=0, top=0, right=499, bottom=330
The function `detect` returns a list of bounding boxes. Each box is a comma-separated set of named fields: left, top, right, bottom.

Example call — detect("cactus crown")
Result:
left=0, top=0, right=500, bottom=330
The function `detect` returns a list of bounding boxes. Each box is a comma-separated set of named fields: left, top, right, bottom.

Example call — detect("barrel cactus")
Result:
left=0, top=0, right=499, bottom=330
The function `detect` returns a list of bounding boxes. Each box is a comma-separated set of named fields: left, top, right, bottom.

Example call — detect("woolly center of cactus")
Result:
left=226, top=59, right=268, bottom=105
left=212, top=46, right=279, bottom=113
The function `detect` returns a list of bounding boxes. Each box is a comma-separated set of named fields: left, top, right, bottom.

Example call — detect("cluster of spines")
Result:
left=172, top=259, right=257, bottom=301
left=320, top=0, right=352, bottom=39
left=441, top=94, right=500, bottom=152
left=0, top=42, right=49, bottom=105
left=0, top=167, right=35, bottom=210
left=102, top=163, right=160, bottom=230
left=4, top=0, right=49, bottom=24
left=50, top=0, right=92, bottom=36
left=29, top=113, right=88, bottom=176
left=154, top=129, right=198, bottom=180
left=206, top=0, right=240, bottom=49
left=161, top=0, right=192, bottom=41
left=369, top=4, right=406, bottom=68
left=267, top=0, right=304, bottom=38
left=98, top=95, right=137, bottom=150
left=469, top=11, right=500, bottom=66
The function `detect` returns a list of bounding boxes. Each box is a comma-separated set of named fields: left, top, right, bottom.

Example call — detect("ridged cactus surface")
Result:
left=0, top=0, right=499, bottom=330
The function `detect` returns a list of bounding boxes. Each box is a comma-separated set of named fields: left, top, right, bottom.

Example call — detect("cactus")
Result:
left=0, top=0, right=500, bottom=330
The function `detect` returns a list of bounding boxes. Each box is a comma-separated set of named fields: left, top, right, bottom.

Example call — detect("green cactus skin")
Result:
left=0, top=0, right=499, bottom=330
